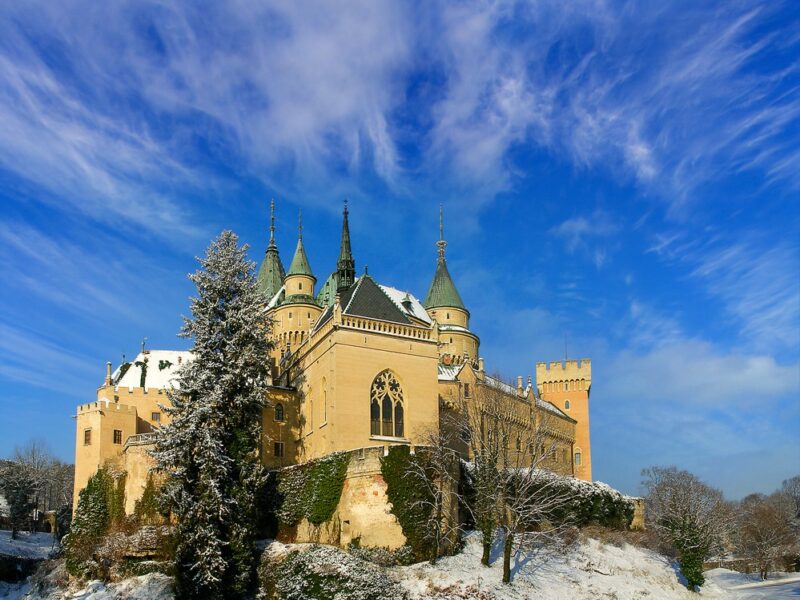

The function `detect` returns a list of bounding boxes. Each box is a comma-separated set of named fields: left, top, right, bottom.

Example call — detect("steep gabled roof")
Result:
left=341, top=275, right=412, bottom=324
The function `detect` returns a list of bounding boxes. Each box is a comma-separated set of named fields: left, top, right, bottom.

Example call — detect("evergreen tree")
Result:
left=152, top=231, right=273, bottom=600
left=63, top=467, right=112, bottom=576
left=0, top=462, right=34, bottom=539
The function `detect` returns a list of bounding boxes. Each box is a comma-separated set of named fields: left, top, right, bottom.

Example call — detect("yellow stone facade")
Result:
left=72, top=205, right=593, bottom=530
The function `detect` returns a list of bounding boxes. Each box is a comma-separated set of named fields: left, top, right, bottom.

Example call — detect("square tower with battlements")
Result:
left=536, top=359, right=592, bottom=481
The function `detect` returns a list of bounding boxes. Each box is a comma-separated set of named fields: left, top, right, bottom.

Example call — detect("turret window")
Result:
left=564, top=400, right=570, bottom=410
left=370, top=370, right=405, bottom=438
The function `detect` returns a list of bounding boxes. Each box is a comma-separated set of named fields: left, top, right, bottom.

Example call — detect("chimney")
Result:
left=105, top=361, right=112, bottom=386
left=478, top=357, right=485, bottom=373
left=177, top=355, right=182, bottom=365
left=527, top=375, right=532, bottom=390
left=517, top=376, right=523, bottom=395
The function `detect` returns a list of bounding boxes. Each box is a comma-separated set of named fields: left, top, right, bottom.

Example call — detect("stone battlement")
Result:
left=77, top=399, right=137, bottom=415
left=535, top=358, right=591, bottom=383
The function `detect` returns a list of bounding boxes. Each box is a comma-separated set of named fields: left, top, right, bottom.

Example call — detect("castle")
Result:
left=72, top=202, right=593, bottom=544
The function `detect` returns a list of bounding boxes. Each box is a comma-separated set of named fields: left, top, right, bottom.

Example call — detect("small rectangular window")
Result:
left=274, top=442, right=285, bottom=457
left=464, top=383, right=471, bottom=398
left=84, top=429, right=92, bottom=446
left=113, top=430, right=123, bottom=445
left=151, top=412, right=161, bottom=423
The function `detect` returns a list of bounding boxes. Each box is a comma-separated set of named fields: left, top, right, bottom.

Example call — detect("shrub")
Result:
left=258, top=545, right=407, bottom=600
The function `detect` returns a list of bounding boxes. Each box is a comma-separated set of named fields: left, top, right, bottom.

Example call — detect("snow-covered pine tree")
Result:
left=152, top=230, right=273, bottom=600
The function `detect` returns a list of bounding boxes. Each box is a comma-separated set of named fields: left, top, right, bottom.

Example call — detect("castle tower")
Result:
left=270, top=211, right=323, bottom=362
left=423, top=207, right=479, bottom=364
left=536, top=359, right=592, bottom=481
left=256, top=199, right=286, bottom=301
left=336, top=200, right=356, bottom=292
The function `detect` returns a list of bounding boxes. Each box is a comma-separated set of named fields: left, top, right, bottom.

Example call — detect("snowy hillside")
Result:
left=3, top=533, right=799, bottom=599
left=0, top=532, right=54, bottom=561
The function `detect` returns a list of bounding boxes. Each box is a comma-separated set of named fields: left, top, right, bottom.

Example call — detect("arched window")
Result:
left=275, top=403, right=285, bottom=422
left=370, top=370, right=405, bottom=438
left=564, top=399, right=571, bottom=410
left=574, top=450, right=582, bottom=466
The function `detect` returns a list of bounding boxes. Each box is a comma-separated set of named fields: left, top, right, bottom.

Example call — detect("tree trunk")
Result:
left=481, top=540, right=491, bottom=566
left=502, top=529, right=513, bottom=584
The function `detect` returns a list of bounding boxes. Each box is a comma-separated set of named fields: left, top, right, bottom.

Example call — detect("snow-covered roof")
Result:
left=267, top=285, right=285, bottom=310
left=438, top=324, right=471, bottom=333
left=483, top=374, right=518, bottom=395
left=114, top=350, right=193, bottom=390
left=377, top=283, right=431, bottom=324
left=437, top=363, right=465, bottom=381
left=537, top=397, right=571, bottom=419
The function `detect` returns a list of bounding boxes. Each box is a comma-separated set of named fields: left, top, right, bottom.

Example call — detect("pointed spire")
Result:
left=268, top=198, right=277, bottom=249
left=336, top=199, right=356, bottom=292
left=437, top=204, right=447, bottom=262
left=257, top=199, right=286, bottom=299
left=423, top=205, right=466, bottom=311
left=287, top=209, right=314, bottom=278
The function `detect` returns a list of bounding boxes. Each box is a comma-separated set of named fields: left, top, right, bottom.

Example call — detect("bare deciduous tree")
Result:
left=642, top=466, right=731, bottom=591
left=455, top=374, right=574, bottom=584
left=738, top=492, right=796, bottom=580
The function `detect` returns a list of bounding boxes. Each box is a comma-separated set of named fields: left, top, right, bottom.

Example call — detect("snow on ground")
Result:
left=705, top=569, right=800, bottom=599
left=0, top=573, right=173, bottom=600
left=0, top=532, right=55, bottom=560
left=394, top=532, right=728, bottom=599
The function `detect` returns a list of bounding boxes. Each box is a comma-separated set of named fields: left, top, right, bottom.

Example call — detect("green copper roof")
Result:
left=257, top=248, right=285, bottom=299
left=256, top=200, right=285, bottom=300
left=423, top=206, right=466, bottom=311
left=423, top=258, right=466, bottom=310
left=287, top=237, right=314, bottom=278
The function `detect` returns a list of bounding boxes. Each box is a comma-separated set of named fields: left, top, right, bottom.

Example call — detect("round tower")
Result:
left=270, top=210, right=323, bottom=361
left=423, top=207, right=479, bottom=364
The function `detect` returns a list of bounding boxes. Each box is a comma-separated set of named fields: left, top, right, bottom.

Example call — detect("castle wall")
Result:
left=537, top=359, right=592, bottom=481
left=282, top=446, right=458, bottom=551
left=121, top=442, right=158, bottom=515
left=279, top=319, right=441, bottom=463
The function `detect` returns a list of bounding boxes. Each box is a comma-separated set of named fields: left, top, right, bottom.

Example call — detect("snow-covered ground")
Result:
left=2, top=532, right=798, bottom=599
left=705, top=569, right=800, bottom=599
left=0, top=573, right=173, bottom=600
left=0, top=532, right=55, bottom=560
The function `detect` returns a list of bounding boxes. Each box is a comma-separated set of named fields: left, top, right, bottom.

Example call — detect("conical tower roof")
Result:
left=287, top=210, right=315, bottom=280
left=423, top=207, right=466, bottom=311
left=256, top=199, right=285, bottom=299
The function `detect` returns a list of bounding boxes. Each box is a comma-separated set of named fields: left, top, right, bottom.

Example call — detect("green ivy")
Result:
left=380, top=446, right=435, bottom=562
left=64, top=467, right=126, bottom=577
left=134, top=474, right=165, bottom=525
left=118, top=362, right=132, bottom=381
left=134, top=358, right=148, bottom=388
left=158, top=360, right=173, bottom=371
left=272, top=452, right=350, bottom=528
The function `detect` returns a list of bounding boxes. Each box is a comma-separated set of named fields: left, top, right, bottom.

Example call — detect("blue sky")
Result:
left=0, top=1, right=797, bottom=499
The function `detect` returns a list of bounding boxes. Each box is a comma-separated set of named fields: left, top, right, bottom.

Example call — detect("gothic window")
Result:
left=275, top=403, right=285, bottom=422
left=564, top=399, right=571, bottom=410
left=370, top=370, right=405, bottom=438
left=574, top=450, right=582, bottom=466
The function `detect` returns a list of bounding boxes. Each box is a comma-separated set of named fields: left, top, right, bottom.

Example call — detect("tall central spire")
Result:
left=257, top=198, right=286, bottom=300
left=437, top=204, right=447, bottom=263
left=287, top=209, right=314, bottom=279
left=336, top=199, right=356, bottom=292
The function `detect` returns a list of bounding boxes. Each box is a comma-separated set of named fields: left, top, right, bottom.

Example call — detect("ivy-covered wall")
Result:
left=267, top=452, right=350, bottom=534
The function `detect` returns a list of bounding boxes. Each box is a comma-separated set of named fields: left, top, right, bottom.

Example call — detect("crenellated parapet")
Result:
left=535, top=359, right=591, bottom=394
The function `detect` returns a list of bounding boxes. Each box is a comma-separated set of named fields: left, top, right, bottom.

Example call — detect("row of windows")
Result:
left=542, top=379, right=587, bottom=393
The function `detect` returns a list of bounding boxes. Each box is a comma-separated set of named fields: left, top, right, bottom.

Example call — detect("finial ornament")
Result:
left=141, top=337, right=147, bottom=353
left=298, top=209, right=303, bottom=240
left=437, top=204, right=447, bottom=262
left=269, top=199, right=276, bottom=246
